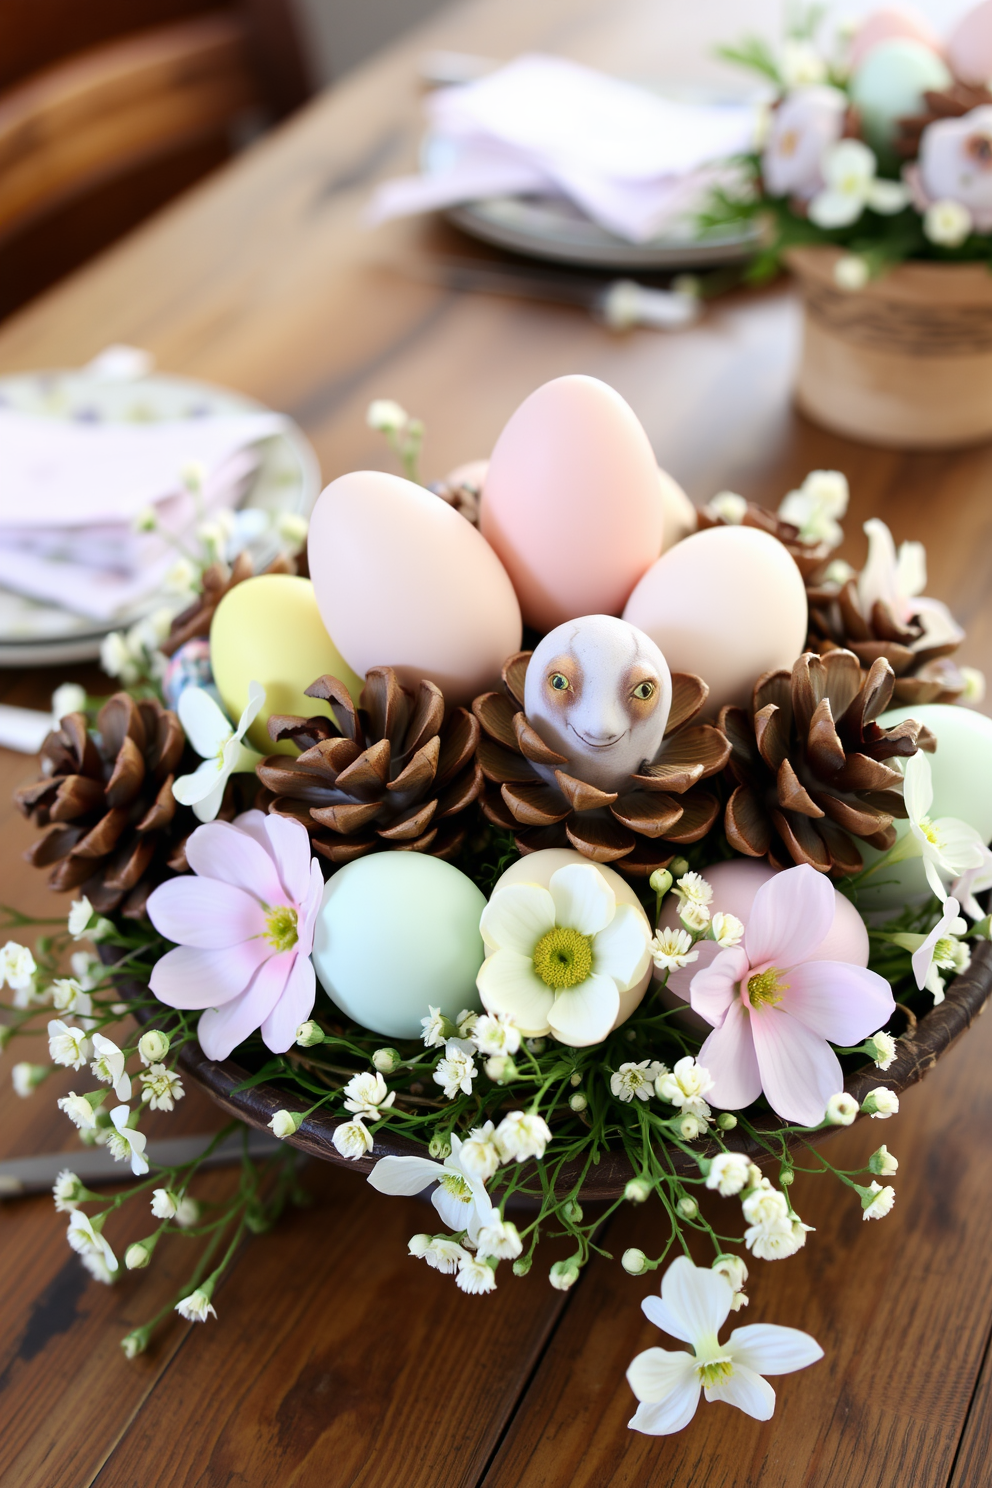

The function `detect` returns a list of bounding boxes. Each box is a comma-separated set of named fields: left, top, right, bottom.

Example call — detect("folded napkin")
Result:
left=372, top=54, right=758, bottom=243
left=0, top=408, right=285, bottom=621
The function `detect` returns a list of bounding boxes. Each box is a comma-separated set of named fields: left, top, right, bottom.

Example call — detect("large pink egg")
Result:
left=849, top=7, right=942, bottom=70
left=308, top=470, right=522, bottom=707
left=479, top=376, right=664, bottom=633
left=623, top=525, right=807, bottom=713
left=948, top=0, right=992, bottom=85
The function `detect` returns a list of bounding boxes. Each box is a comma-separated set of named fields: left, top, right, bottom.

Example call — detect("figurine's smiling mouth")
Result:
left=569, top=723, right=627, bottom=751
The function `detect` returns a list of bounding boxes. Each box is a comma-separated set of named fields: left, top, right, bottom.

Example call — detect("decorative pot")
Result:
left=130, top=939, right=992, bottom=1200
left=786, top=247, right=992, bottom=450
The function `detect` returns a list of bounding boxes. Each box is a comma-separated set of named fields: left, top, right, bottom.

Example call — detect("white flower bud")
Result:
left=866, top=1032, right=897, bottom=1071
left=677, top=1196, right=698, bottom=1218
left=826, top=1091, right=858, bottom=1126
left=295, top=1021, right=325, bottom=1048
left=862, top=1088, right=899, bottom=1120
left=549, top=1259, right=580, bottom=1291
left=707, top=491, right=748, bottom=524
left=833, top=254, right=870, bottom=291
left=862, top=1181, right=896, bottom=1221
left=568, top=1091, right=587, bottom=1112
left=716, top=1112, right=737, bottom=1131
left=366, top=398, right=408, bottom=433
left=137, top=1029, right=171, bottom=1066
left=622, top=1248, right=649, bottom=1275
left=125, top=1241, right=152, bottom=1270
left=649, top=868, right=672, bottom=896
left=869, top=1144, right=899, bottom=1177
left=268, top=1109, right=302, bottom=1139
left=624, top=1177, right=651, bottom=1204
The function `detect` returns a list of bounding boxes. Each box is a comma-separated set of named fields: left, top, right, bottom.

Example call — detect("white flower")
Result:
left=457, top=1121, right=501, bottom=1182
left=67, top=1210, right=118, bottom=1273
left=867, top=1032, right=897, bottom=1071
left=332, top=1118, right=374, bottom=1160
left=485, top=1054, right=516, bottom=1083
left=433, top=1037, right=477, bottom=1099
left=0, top=940, right=36, bottom=993
left=270, top=1108, right=301, bottom=1141
left=105, top=1105, right=149, bottom=1174
left=952, top=843, right=992, bottom=921
left=862, top=1088, right=899, bottom=1119
left=494, top=1110, right=552, bottom=1163
left=58, top=1090, right=99, bottom=1128
left=455, top=1008, right=478, bottom=1038
left=918, top=108, right=992, bottom=234
left=825, top=1091, right=858, bottom=1125
left=175, top=1196, right=200, bottom=1228
left=477, top=863, right=652, bottom=1048
left=705, top=1153, right=751, bottom=1197
left=679, top=901, right=711, bottom=934
left=50, top=979, right=91, bottom=1018
left=366, top=398, right=408, bottom=433
left=833, top=254, right=870, bottom=291
left=650, top=928, right=699, bottom=974
left=858, top=518, right=964, bottom=662
left=656, top=1057, right=714, bottom=1121
left=176, top=1288, right=217, bottom=1323
left=476, top=1217, right=523, bottom=1261
left=627, top=1255, right=822, bottom=1434
left=151, top=1188, right=178, bottom=1220
left=746, top=1215, right=812, bottom=1261
left=960, top=667, right=987, bottom=707
left=611, top=1060, right=662, bottom=1104
left=870, top=1145, right=899, bottom=1177
left=52, top=681, right=87, bottom=720
left=368, top=1133, right=498, bottom=1245
left=710, top=913, right=744, bottom=949
left=137, top=1029, right=171, bottom=1065
left=706, top=491, right=747, bottom=524
left=779, top=469, right=849, bottom=548
left=457, top=1255, right=497, bottom=1295
left=420, top=1006, right=447, bottom=1049
left=139, top=1064, right=185, bottom=1112
left=90, top=1033, right=132, bottom=1101
left=712, top=1253, right=748, bottom=1312
left=742, top=1187, right=790, bottom=1229
left=276, top=511, right=309, bottom=554
left=862, top=1181, right=896, bottom=1221
left=68, top=898, right=94, bottom=938
left=473, top=1012, right=521, bottom=1057
left=897, top=753, right=984, bottom=902
left=408, top=1233, right=469, bottom=1273
left=100, top=630, right=140, bottom=683
left=762, top=85, right=846, bottom=199
left=164, top=557, right=198, bottom=596
left=909, top=899, right=971, bottom=1004
left=53, top=1169, right=84, bottom=1213
left=676, top=872, right=712, bottom=907
left=172, top=682, right=265, bottom=823
left=47, top=1020, right=91, bottom=1070
left=342, top=1071, right=396, bottom=1120
left=780, top=38, right=826, bottom=88
left=924, top=198, right=973, bottom=247
left=809, top=140, right=910, bottom=228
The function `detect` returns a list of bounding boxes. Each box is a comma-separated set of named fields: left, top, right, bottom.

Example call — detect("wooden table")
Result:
left=2, top=1, right=992, bottom=1483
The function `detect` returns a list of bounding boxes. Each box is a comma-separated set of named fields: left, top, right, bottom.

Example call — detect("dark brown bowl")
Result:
left=128, top=939, right=992, bottom=1199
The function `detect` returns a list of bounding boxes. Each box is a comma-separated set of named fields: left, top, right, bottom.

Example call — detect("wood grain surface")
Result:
left=1, top=1, right=991, bottom=1485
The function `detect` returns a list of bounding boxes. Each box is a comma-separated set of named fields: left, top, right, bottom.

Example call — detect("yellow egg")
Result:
left=210, top=574, right=362, bottom=754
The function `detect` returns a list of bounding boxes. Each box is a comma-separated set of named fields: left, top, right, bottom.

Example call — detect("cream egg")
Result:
left=308, top=470, right=522, bottom=708
left=658, top=467, right=697, bottom=554
left=312, top=853, right=486, bottom=1038
left=850, top=39, right=951, bottom=154
left=487, top=848, right=653, bottom=1036
left=523, top=615, right=672, bottom=793
left=210, top=574, right=362, bottom=754
left=622, top=525, right=808, bottom=713
left=479, top=376, right=664, bottom=632
left=948, top=0, right=992, bottom=87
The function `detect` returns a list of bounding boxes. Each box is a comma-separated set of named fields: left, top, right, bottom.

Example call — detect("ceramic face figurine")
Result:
left=523, top=615, right=672, bottom=793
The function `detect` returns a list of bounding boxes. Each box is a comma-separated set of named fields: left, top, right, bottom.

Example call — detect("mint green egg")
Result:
left=850, top=39, right=951, bottom=156
left=857, top=703, right=992, bottom=911
left=312, top=853, right=486, bottom=1038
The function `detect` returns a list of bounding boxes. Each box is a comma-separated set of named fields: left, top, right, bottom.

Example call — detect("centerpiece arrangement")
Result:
left=710, top=1, right=992, bottom=447
left=6, top=376, right=992, bottom=1436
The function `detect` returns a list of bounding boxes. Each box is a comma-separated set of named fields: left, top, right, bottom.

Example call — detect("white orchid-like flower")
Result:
left=67, top=1210, right=118, bottom=1273
left=924, top=199, right=973, bottom=247
left=857, top=518, right=964, bottom=655
left=890, top=896, right=970, bottom=1004
left=477, top=863, right=651, bottom=1047
left=778, top=469, right=848, bottom=548
left=761, top=86, right=846, bottom=199
left=627, top=1256, right=822, bottom=1434
left=889, top=753, right=985, bottom=902
left=172, top=682, right=265, bottom=823
left=90, top=1032, right=132, bottom=1102
left=952, top=843, right=992, bottom=920
left=47, top=1020, right=91, bottom=1071
left=367, top=1134, right=497, bottom=1245
left=105, top=1105, right=149, bottom=1175
left=809, top=140, right=910, bottom=228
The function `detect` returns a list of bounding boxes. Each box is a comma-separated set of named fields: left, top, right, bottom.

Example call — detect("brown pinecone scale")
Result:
left=256, top=667, right=483, bottom=864
left=160, top=550, right=295, bottom=658
left=473, top=654, right=730, bottom=876
left=720, top=650, right=935, bottom=876
left=15, top=694, right=188, bottom=916
left=697, top=502, right=833, bottom=582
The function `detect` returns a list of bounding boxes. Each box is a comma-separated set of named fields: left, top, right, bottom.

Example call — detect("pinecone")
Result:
left=255, top=667, right=483, bottom=864
left=473, top=654, right=730, bottom=877
left=895, top=82, right=992, bottom=158
left=15, top=694, right=189, bottom=917
left=160, top=551, right=295, bottom=658
left=720, top=650, right=935, bottom=876
left=697, top=502, right=833, bottom=583
left=806, top=575, right=967, bottom=704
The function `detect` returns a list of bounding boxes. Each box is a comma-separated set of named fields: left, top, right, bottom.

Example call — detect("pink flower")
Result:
left=689, top=865, right=894, bottom=1127
left=147, top=810, right=323, bottom=1061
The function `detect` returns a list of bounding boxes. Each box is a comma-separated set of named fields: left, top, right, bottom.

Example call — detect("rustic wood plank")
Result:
left=948, top=1321, right=992, bottom=1488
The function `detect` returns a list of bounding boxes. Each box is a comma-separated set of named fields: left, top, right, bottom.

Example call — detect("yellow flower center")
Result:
left=746, top=968, right=788, bottom=1009
left=439, top=1172, right=472, bottom=1202
left=696, top=1357, right=734, bottom=1388
left=779, top=128, right=798, bottom=157
left=533, top=926, right=593, bottom=990
left=918, top=815, right=941, bottom=847
left=264, top=905, right=298, bottom=953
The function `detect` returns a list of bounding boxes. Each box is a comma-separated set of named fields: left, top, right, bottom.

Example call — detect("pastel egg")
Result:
left=850, top=39, right=951, bottom=155
left=480, top=376, right=664, bottom=632
left=948, top=0, right=992, bottom=87
left=849, top=8, right=942, bottom=71
left=312, top=853, right=486, bottom=1038
left=210, top=574, right=362, bottom=754
left=857, top=703, right=992, bottom=909
left=658, top=468, right=697, bottom=554
left=308, top=470, right=521, bottom=707
left=622, top=525, right=808, bottom=713
left=488, top=848, right=653, bottom=1031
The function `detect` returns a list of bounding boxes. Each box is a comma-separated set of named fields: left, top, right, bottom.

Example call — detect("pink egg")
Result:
left=480, top=376, right=664, bottom=633
left=658, top=860, right=869, bottom=1028
left=948, top=0, right=992, bottom=86
left=307, top=470, right=522, bottom=707
left=849, top=7, right=942, bottom=71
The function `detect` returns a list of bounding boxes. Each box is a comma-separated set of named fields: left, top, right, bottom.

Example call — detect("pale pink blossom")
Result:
left=147, top=810, right=323, bottom=1061
left=689, top=865, right=894, bottom=1126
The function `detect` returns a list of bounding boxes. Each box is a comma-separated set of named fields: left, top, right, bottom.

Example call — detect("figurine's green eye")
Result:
left=632, top=680, right=655, bottom=700
left=550, top=672, right=570, bottom=692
